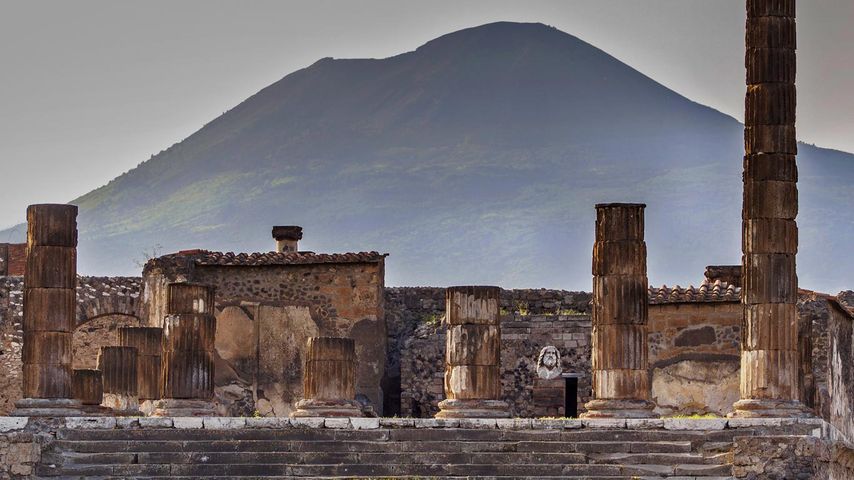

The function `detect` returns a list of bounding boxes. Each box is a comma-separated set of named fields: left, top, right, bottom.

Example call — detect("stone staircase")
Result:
left=34, top=417, right=822, bottom=479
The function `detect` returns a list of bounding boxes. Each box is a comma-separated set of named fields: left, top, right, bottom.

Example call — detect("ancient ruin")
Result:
left=583, top=203, right=657, bottom=418
left=152, top=283, right=217, bottom=417
left=13, top=204, right=83, bottom=416
left=436, top=286, right=510, bottom=418
left=733, top=0, right=807, bottom=418
left=0, top=1, right=851, bottom=478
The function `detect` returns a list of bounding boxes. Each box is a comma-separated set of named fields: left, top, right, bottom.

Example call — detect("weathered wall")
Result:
left=0, top=244, right=25, bottom=277
left=828, top=299, right=854, bottom=442
left=0, top=278, right=23, bottom=415
left=732, top=435, right=825, bottom=479
left=143, top=259, right=386, bottom=416
left=648, top=302, right=741, bottom=416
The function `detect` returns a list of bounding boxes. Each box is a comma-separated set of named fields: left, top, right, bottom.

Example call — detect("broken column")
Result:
left=152, top=283, right=217, bottom=416
left=72, top=369, right=112, bottom=415
left=118, top=327, right=163, bottom=415
left=14, top=204, right=84, bottom=416
left=731, top=0, right=808, bottom=418
left=291, top=337, right=362, bottom=417
left=582, top=203, right=657, bottom=418
left=436, top=286, right=510, bottom=418
left=98, top=346, right=140, bottom=415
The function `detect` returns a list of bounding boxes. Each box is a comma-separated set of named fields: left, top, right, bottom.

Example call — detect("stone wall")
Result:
left=648, top=302, right=741, bottom=416
left=732, top=435, right=825, bottom=479
left=143, top=256, right=386, bottom=417
left=0, top=277, right=23, bottom=415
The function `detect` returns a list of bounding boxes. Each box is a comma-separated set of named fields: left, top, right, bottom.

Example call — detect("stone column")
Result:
left=152, top=283, right=217, bottom=416
left=291, top=337, right=362, bottom=417
left=98, top=346, right=140, bottom=415
left=118, top=327, right=163, bottom=415
left=436, top=286, right=509, bottom=418
left=582, top=203, right=657, bottom=418
left=72, top=369, right=111, bottom=415
left=14, top=204, right=83, bottom=416
left=731, top=0, right=808, bottom=418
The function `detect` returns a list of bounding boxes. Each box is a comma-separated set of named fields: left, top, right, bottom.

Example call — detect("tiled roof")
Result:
left=648, top=280, right=741, bottom=304
left=147, top=250, right=387, bottom=270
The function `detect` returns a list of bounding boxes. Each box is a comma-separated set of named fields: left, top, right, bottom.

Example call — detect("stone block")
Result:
left=459, top=418, right=497, bottom=429
left=139, top=417, right=173, bottom=428
left=324, top=417, right=351, bottom=429
left=0, top=417, right=28, bottom=432
left=172, top=417, right=204, bottom=429
left=414, top=418, right=460, bottom=428
left=350, top=417, right=380, bottom=430
left=65, top=417, right=116, bottom=429
left=582, top=418, right=627, bottom=429
left=291, top=417, right=331, bottom=430
left=727, top=417, right=783, bottom=428
left=245, top=417, right=290, bottom=429
left=626, top=418, right=665, bottom=429
left=379, top=417, right=415, bottom=428
left=203, top=417, right=245, bottom=429
left=662, top=418, right=727, bottom=430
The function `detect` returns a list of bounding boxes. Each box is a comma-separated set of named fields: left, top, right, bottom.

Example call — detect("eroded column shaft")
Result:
left=436, top=286, right=509, bottom=418
left=583, top=203, right=656, bottom=418
left=161, top=313, right=215, bottom=399
left=18, top=204, right=80, bottom=414
left=118, top=327, right=163, bottom=400
left=98, top=346, right=139, bottom=414
left=734, top=0, right=805, bottom=417
left=291, top=337, right=362, bottom=417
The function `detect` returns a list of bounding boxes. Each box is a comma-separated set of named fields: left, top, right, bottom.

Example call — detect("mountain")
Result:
left=3, top=22, right=852, bottom=292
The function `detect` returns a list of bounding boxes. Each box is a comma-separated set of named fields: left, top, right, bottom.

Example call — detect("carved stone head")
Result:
left=536, top=346, right=562, bottom=380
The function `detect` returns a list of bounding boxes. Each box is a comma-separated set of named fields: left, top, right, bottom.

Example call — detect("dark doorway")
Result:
left=564, top=377, right=579, bottom=418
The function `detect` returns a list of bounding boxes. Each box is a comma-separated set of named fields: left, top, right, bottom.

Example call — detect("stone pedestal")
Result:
left=72, top=369, right=112, bottom=416
left=98, top=346, right=141, bottom=416
left=291, top=337, right=362, bottom=418
left=582, top=204, right=657, bottom=419
left=13, top=204, right=83, bottom=416
left=436, top=286, right=510, bottom=418
left=152, top=286, right=217, bottom=417
left=731, top=0, right=809, bottom=419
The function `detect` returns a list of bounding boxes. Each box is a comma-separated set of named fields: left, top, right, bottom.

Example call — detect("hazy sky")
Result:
left=1, top=0, right=852, bottom=230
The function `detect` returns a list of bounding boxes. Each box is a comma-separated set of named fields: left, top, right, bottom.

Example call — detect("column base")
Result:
left=150, top=399, right=217, bottom=417
left=12, top=398, right=86, bottom=417
left=728, top=398, right=814, bottom=418
left=580, top=399, right=659, bottom=419
left=435, top=399, right=511, bottom=418
left=290, top=399, right=363, bottom=418
left=102, top=393, right=141, bottom=416
left=81, top=405, right=115, bottom=416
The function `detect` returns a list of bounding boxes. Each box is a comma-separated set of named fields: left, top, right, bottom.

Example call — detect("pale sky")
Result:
left=1, top=0, right=852, bottom=230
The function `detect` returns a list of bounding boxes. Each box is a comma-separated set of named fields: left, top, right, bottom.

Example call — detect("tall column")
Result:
left=118, top=327, right=163, bottom=415
left=14, top=204, right=83, bottom=416
left=582, top=203, right=657, bottom=418
left=291, top=337, right=363, bottom=417
left=732, top=0, right=808, bottom=417
left=436, top=286, right=509, bottom=418
left=152, top=283, right=217, bottom=416
left=98, top=346, right=140, bottom=415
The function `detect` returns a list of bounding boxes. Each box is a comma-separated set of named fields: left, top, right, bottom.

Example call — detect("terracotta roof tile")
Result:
left=147, top=250, right=387, bottom=270
left=648, top=280, right=741, bottom=304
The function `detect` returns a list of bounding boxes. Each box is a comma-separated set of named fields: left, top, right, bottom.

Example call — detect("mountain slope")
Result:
left=4, top=22, right=852, bottom=292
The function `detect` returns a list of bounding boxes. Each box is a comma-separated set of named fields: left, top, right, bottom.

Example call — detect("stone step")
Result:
left=37, top=462, right=732, bottom=478
left=57, top=426, right=757, bottom=443
left=50, top=439, right=694, bottom=454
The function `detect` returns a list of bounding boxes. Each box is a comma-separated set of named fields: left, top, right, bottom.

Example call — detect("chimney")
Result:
left=272, top=226, right=303, bottom=253
left=704, top=265, right=742, bottom=287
